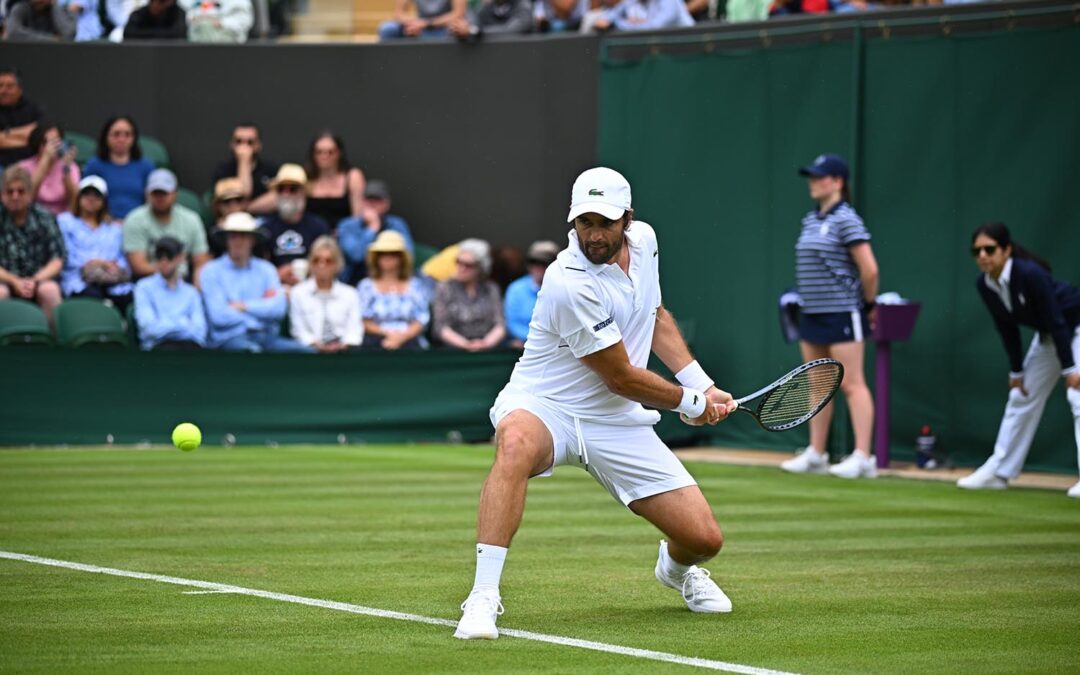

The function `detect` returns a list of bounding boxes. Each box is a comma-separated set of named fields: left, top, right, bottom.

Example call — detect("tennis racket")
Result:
left=732, top=358, right=844, bottom=431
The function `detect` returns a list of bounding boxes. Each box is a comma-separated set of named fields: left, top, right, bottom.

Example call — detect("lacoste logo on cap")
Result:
left=588, top=189, right=604, bottom=196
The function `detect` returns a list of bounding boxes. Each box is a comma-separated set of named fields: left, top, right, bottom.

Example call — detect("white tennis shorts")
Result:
left=489, top=386, right=697, bottom=506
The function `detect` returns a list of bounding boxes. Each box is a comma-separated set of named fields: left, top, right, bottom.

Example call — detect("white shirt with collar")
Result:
left=288, top=278, right=363, bottom=347
left=504, top=221, right=663, bottom=425
left=984, top=256, right=1014, bottom=313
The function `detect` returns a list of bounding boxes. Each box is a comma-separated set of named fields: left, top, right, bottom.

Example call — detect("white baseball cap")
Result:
left=566, top=167, right=631, bottom=223
left=77, top=175, right=108, bottom=196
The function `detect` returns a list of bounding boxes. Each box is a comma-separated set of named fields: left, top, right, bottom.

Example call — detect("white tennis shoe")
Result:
left=1068, top=481, right=1080, bottom=499
left=957, top=463, right=1008, bottom=490
left=654, top=545, right=732, bottom=613
left=829, top=452, right=878, bottom=479
left=780, top=447, right=829, bottom=474
left=453, top=589, right=504, bottom=640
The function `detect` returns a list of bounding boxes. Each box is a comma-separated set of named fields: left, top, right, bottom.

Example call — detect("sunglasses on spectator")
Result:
left=232, top=137, right=257, bottom=145
left=456, top=259, right=479, bottom=269
left=3, top=187, right=27, bottom=196
left=314, top=147, right=339, bottom=156
left=312, top=256, right=336, bottom=266
left=971, top=245, right=999, bottom=257
left=109, top=129, right=134, bottom=137
left=220, top=197, right=245, bottom=205
left=277, top=184, right=303, bottom=194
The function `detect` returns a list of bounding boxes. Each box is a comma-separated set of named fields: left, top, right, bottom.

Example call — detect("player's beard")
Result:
left=583, top=231, right=624, bottom=265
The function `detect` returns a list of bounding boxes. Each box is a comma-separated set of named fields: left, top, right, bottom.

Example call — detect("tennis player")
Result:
left=454, top=167, right=737, bottom=640
left=959, top=223, right=1080, bottom=496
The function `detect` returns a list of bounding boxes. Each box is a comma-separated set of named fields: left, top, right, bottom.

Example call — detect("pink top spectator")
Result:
left=18, top=156, right=81, bottom=216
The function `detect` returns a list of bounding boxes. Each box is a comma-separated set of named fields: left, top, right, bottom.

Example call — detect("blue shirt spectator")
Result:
left=504, top=240, right=558, bottom=347
left=62, top=0, right=106, bottom=40
left=132, top=237, right=207, bottom=350
left=200, top=212, right=312, bottom=352
left=57, top=210, right=132, bottom=298
left=602, top=0, right=693, bottom=30
left=337, top=180, right=415, bottom=285
left=84, top=155, right=155, bottom=219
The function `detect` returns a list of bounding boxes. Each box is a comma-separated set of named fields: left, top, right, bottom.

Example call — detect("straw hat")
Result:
left=366, top=230, right=413, bottom=279
left=269, top=163, right=308, bottom=190
left=213, top=212, right=266, bottom=244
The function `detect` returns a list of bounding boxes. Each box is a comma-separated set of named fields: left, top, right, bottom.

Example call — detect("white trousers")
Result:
left=983, top=326, right=1080, bottom=480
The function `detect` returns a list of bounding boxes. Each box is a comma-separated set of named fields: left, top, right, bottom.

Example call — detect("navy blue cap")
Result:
left=798, top=154, right=849, bottom=180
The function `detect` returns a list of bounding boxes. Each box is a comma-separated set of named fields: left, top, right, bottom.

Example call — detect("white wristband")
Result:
left=675, top=360, right=714, bottom=393
left=1009, top=371, right=1025, bottom=380
left=674, top=387, right=707, bottom=418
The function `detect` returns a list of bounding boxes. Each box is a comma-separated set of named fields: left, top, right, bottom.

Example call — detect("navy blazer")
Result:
left=976, top=257, right=1080, bottom=373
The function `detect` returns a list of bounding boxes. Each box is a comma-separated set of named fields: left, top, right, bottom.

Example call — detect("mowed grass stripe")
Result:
left=2, top=445, right=1079, bottom=674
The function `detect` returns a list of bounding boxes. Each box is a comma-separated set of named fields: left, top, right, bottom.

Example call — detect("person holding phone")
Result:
left=17, top=122, right=79, bottom=216
left=960, top=223, right=1080, bottom=497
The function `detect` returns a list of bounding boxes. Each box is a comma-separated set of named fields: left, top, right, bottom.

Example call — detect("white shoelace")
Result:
left=461, top=591, right=505, bottom=618
left=681, top=567, right=720, bottom=601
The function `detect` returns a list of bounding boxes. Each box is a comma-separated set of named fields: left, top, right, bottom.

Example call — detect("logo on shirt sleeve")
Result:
left=592, top=316, right=614, bottom=332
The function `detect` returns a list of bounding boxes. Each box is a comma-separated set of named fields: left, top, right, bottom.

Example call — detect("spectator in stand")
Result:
left=304, top=131, right=365, bottom=231
left=0, top=68, right=44, bottom=167
left=208, top=177, right=248, bottom=255
left=123, top=0, right=186, bottom=39
left=83, top=115, right=155, bottom=219
left=0, top=166, right=63, bottom=323
left=534, top=0, right=585, bottom=32
left=201, top=212, right=311, bottom=352
left=490, top=244, right=525, bottom=294
left=57, top=175, right=133, bottom=310
left=504, top=240, right=558, bottom=349
left=132, top=236, right=206, bottom=350
left=3, top=0, right=76, bottom=41
left=261, top=163, right=329, bottom=287
left=123, top=168, right=210, bottom=282
left=725, top=0, right=769, bottom=21
left=210, top=123, right=279, bottom=214
left=449, top=0, right=532, bottom=38
left=432, top=237, right=506, bottom=351
left=586, top=0, right=693, bottom=32
left=179, top=0, right=252, bottom=42
left=338, top=179, right=414, bottom=285
left=61, top=0, right=106, bottom=40
left=18, top=122, right=79, bottom=216
left=378, top=0, right=465, bottom=40
left=358, top=230, right=429, bottom=351
left=289, top=236, right=362, bottom=353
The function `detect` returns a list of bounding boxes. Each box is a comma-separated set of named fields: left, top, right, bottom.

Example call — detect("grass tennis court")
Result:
left=2, top=444, right=1078, bottom=674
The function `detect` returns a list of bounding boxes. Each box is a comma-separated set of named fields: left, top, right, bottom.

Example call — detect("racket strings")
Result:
left=757, top=365, right=842, bottom=429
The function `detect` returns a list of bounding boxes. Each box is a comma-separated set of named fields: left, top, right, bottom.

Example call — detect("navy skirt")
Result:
left=799, top=310, right=869, bottom=345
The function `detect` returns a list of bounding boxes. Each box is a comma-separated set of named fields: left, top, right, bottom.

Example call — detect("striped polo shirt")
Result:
left=795, top=201, right=871, bottom=314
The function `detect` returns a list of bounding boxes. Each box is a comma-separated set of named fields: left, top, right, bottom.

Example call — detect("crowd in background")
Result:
left=0, top=0, right=995, bottom=43
left=0, top=67, right=561, bottom=353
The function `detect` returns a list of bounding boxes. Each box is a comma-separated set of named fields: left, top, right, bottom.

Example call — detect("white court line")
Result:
left=0, top=550, right=799, bottom=675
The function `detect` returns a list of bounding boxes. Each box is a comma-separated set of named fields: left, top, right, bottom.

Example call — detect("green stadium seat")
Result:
left=125, top=302, right=140, bottom=349
left=65, top=131, right=97, bottom=168
left=413, top=242, right=439, bottom=268
left=0, top=300, right=55, bottom=347
left=138, top=136, right=171, bottom=169
left=176, top=187, right=213, bottom=228
left=54, top=299, right=129, bottom=349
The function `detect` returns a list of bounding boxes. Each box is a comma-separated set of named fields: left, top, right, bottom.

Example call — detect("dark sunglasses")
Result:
left=232, top=137, right=257, bottom=146
left=456, top=258, right=478, bottom=269
left=971, top=245, right=999, bottom=257
left=219, top=196, right=245, bottom=205
left=276, top=184, right=303, bottom=194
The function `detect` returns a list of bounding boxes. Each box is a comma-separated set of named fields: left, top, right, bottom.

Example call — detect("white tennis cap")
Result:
left=566, top=167, right=631, bottom=223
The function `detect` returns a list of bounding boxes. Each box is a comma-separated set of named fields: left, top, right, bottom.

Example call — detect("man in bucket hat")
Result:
left=200, top=211, right=312, bottom=353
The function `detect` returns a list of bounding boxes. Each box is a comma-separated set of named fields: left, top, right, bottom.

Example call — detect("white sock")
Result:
left=472, top=543, right=507, bottom=594
left=806, top=445, right=823, bottom=456
left=659, top=541, right=691, bottom=579
left=853, top=448, right=870, bottom=459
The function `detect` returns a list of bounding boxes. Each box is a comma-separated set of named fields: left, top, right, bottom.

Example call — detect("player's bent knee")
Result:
left=494, top=422, right=549, bottom=476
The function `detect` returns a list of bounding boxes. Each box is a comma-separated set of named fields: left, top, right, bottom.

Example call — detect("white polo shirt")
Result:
left=504, top=221, right=663, bottom=426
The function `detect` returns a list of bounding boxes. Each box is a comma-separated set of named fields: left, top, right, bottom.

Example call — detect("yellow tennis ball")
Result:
left=172, top=423, right=202, bottom=452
